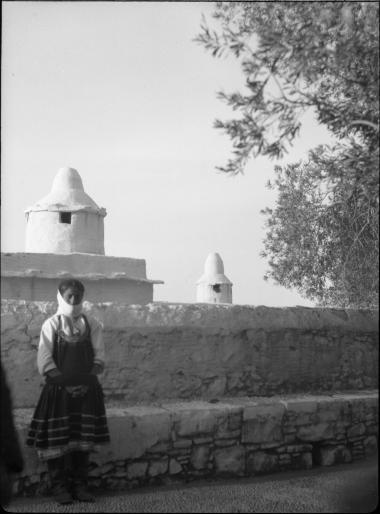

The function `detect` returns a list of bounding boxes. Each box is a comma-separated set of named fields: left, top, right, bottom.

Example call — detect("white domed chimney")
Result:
left=25, top=167, right=107, bottom=254
left=196, top=252, right=232, bottom=303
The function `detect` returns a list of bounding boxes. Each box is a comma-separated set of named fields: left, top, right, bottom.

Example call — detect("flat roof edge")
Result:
left=1, top=270, right=164, bottom=284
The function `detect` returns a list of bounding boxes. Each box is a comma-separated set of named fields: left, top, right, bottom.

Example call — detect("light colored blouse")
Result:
left=37, top=314, right=105, bottom=376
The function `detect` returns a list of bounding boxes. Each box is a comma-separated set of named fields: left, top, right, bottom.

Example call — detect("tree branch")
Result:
left=348, top=120, right=379, bottom=132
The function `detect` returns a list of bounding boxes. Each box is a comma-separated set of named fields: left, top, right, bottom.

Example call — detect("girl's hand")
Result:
left=45, top=369, right=66, bottom=385
left=65, top=385, right=89, bottom=397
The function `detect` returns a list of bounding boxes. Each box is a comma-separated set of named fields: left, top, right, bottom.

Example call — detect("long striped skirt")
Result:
left=26, top=382, right=110, bottom=461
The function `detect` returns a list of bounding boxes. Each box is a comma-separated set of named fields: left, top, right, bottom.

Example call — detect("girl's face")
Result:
left=62, top=287, right=84, bottom=306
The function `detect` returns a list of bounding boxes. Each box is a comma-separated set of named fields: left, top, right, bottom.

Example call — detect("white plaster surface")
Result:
left=24, top=167, right=106, bottom=254
left=2, top=252, right=151, bottom=280
left=1, top=252, right=162, bottom=302
left=197, top=252, right=232, bottom=304
left=25, top=167, right=106, bottom=216
left=1, top=277, right=154, bottom=303
left=25, top=211, right=105, bottom=254
left=196, top=282, right=233, bottom=304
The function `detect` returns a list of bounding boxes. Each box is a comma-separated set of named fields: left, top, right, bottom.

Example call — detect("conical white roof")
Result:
left=25, top=167, right=106, bottom=216
left=197, top=252, right=232, bottom=285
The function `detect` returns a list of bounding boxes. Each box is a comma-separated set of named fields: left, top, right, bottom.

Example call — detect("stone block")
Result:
left=350, top=436, right=365, bottom=444
left=350, top=400, right=367, bottom=422
left=215, top=409, right=241, bottom=434
left=177, top=455, right=190, bottom=463
left=26, top=474, right=38, bottom=485
left=169, top=459, right=182, bottom=475
left=146, top=442, right=171, bottom=454
left=314, top=445, right=352, bottom=466
left=215, top=419, right=241, bottom=439
left=247, top=451, right=279, bottom=475
left=283, top=426, right=297, bottom=434
left=214, top=445, right=245, bottom=475
left=215, top=439, right=237, bottom=447
left=352, top=448, right=365, bottom=456
left=347, top=423, right=366, bottom=439
left=175, top=407, right=218, bottom=437
left=363, top=435, right=377, bottom=456
left=316, top=408, right=341, bottom=423
left=242, top=403, right=285, bottom=444
left=286, top=444, right=313, bottom=453
left=296, top=422, right=335, bottom=442
left=148, top=458, right=168, bottom=477
left=190, top=446, right=210, bottom=470
left=168, top=447, right=190, bottom=456
left=291, top=452, right=312, bottom=470
left=127, top=461, right=148, bottom=479
left=245, top=444, right=261, bottom=451
left=366, top=424, right=379, bottom=436
left=106, top=477, right=127, bottom=490
left=113, top=471, right=127, bottom=478
left=173, top=438, right=192, bottom=449
left=317, top=398, right=348, bottom=421
left=108, top=407, right=171, bottom=460
left=228, top=412, right=242, bottom=431
left=260, top=442, right=282, bottom=450
left=88, top=466, right=102, bottom=478
left=100, top=463, right=114, bottom=475
left=193, top=436, right=213, bottom=445
left=285, top=399, right=318, bottom=426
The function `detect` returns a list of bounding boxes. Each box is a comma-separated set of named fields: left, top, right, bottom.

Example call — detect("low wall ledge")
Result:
left=1, top=300, right=378, bottom=331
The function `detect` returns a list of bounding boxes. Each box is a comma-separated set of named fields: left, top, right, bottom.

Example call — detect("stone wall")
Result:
left=2, top=301, right=379, bottom=408
left=1, top=301, right=378, bottom=408
left=3, top=301, right=378, bottom=497
left=12, top=392, right=378, bottom=496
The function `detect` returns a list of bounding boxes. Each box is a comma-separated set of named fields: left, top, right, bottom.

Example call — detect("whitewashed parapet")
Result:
left=87, top=302, right=378, bottom=331
left=1, top=301, right=378, bottom=408
left=1, top=300, right=378, bottom=331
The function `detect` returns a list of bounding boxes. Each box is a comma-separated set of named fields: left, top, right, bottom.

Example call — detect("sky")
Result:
left=1, top=1, right=336, bottom=306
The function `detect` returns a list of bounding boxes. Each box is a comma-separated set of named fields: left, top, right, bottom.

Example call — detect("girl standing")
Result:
left=26, top=279, right=110, bottom=505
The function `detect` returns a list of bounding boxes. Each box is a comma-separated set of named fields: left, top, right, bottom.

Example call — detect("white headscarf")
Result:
left=56, top=289, right=83, bottom=318
left=56, top=289, right=85, bottom=337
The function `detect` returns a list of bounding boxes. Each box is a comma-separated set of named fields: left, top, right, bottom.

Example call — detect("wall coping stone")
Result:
left=2, top=300, right=378, bottom=331
left=13, top=391, right=379, bottom=427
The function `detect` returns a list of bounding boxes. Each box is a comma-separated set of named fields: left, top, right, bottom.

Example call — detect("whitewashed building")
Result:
left=2, top=167, right=163, bottom=303
left=25, top=167, right=106, bottom=255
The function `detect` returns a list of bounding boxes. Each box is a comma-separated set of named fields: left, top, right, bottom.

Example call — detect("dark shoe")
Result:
left=73, top=485, right=95, bottom=502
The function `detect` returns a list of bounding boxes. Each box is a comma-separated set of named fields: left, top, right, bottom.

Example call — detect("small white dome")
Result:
left=51, top=167, right=85, bottom=193
left=204, top=252, right=224, bottom=276
left=197, top=252, right=232, bottom=285
left=25, top=167, right=106, bottom=216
